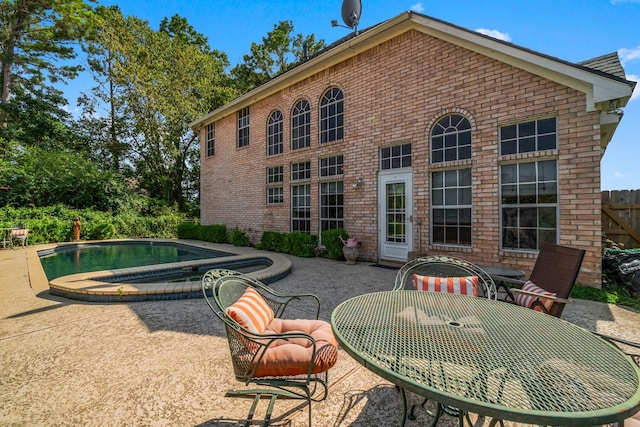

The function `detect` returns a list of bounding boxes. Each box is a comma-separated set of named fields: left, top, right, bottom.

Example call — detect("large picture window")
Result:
left=291, top=100, right=311, bottom=150
left=237, top=107, right=250, bottom=148
left=431, top=168, right=472, bottom=245
left=431, top=114, right=471, bottom=163
left=267, top=110, right=283, bottom=156
left=500, top=117, right=557, bottom=155
left=291, top=184, right=311, bottom=233
left=500, top=160, right=558, bottom=250
left=320, top=88, right=344, bottom=143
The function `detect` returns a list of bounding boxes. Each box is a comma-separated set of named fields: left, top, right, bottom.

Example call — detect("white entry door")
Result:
left=378, top=170, right=413, bottom=261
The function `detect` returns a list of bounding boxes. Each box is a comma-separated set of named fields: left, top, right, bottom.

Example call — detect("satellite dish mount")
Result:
left=333, top=0, right=362, bottom=35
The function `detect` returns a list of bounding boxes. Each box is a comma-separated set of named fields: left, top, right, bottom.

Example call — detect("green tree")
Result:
left=0, top=145, right=128, bottom=210
left=231, top=20, right=326, bottom=94
left=0, top=0, right=95, bottom=129
left=82, top=10, right=234, bottom=209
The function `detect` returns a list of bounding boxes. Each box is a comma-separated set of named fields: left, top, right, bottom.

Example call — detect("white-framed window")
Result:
left=291, top=184, right=311, bottom=233
left=267, top=166, right=283, bottom=204
left=237, top=107, right=250, bottom=148
left=500, top=117, right=557, bottom=155
left=319, top=155, right=344, bottom=232
left=320, top=88, right=344, bottom=143
left=500, top=160, right=558, bottom=250
left=205, top=123, right=215, bottom=157
left=430, top=114, right=471, bottom=163
left=267, top=110, right=283, bottom=156
left=291, top=99, right=311, bottom=150
left=319, top=155, right=344, bottom=177
left=431, top=168, right=472, bottom=246
left=291, top=160, right=311, bottom=181
left=380, top=143, right=411, bottom=170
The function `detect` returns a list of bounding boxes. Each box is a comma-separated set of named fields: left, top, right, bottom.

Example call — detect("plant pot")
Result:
left=342, top=245, right=360, bottom=265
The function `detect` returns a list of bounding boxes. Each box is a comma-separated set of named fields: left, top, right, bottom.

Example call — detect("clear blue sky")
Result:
left=65, top=0, right=640, bottom=190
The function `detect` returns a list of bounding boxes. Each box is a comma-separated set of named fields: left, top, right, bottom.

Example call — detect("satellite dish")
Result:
left=341, top=0, right=362, bottom=32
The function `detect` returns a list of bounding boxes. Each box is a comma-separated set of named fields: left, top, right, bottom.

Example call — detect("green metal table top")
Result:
left=331, top=291, right=640, bottom=426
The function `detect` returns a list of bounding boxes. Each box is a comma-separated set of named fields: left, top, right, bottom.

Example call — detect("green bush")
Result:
left=257, top=231, right=285, bottom=252
left=321, top=228, right=348, bottom=260
left=283, top=232, right=318, bottom=257
left=0, top=205, right=188, bottom=244
left=176, top=223, right=228, bottom=243
left=230, top=227, right=250, bottom=247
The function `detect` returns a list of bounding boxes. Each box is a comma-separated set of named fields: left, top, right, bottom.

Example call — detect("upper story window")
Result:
left=267, top=110, right=283, bottom=156
left=320, top=155, right=344, bottom=177
left=237, top=107, right=250, bottom=148
left=205, top=123, right=215, bottom=157
left=291, top=99, right=311, bottom=150
left=320, top=88, right=344, bottom=143
left=381, top=143, right=411, bottom=170
left=500, top=117, right=557, bottom=155
left=431, top=114, right=471, bottom=163
left=267, top=166, right=283, bottom=184
left=291, top=160, right=311, bottom=181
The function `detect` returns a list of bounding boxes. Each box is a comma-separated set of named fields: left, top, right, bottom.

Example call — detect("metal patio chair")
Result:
left=201, top=269, right=338, bottom=426
left=393, top=254, right=497, bottom=300
left=494, top=243, right=586, bottom=318
left=392, top=255, right=498, bottom=425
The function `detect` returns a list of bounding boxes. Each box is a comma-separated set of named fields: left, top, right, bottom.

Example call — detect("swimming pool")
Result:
left=39, top=240, right=232, bottom=280
left=38, top=240, right=291, bottom=302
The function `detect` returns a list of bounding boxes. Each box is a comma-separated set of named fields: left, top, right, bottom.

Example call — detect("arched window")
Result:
left=319, top=88, right=344, bottom=143
left=430, top=114, right=471, bottom=163
left=291, top=99, right=311, bottom=150
left=267, top=110, right=283, bottom=156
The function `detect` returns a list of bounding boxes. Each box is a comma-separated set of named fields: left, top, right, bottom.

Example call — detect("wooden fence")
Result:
left=602, top=190, right=640, bottom=249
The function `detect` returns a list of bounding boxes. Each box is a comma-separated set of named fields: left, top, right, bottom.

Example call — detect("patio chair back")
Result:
left=526, top=243, right=585, bottom=317
left=393, top=255, right=497, bottom=300
left=529, top=243, right=585, bottom=300
left=201, top=269, right=335, bottom=426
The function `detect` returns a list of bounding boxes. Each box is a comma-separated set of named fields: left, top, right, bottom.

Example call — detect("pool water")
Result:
left=39, top=241, right=232, bottom=281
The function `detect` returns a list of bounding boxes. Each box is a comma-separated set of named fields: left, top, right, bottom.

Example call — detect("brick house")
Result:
left=190, top=12, right=635, bottom=286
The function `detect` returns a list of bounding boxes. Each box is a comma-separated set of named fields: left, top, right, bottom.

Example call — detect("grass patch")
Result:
left=571, top=283, right=640, bottom=311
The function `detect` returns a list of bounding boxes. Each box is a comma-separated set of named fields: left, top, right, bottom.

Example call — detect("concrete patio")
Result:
left=1, top=243, right=639, bottom=426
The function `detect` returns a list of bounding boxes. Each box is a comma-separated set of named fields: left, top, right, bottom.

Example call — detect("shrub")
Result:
left=257, top=231, right=285, bottom=252
left=321, top=228, right=348, bottom=260
left=230, top=227, right=250, bottom=247
left=283, top=232, right=318, bottom=257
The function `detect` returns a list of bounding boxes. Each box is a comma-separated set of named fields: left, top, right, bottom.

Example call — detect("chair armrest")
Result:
left=509, top=288, right=571, bottom=304
left=268, top=292, right=321, bottom=320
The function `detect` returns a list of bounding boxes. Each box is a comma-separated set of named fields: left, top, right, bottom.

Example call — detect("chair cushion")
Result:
left=226, top=288, right=274, bottom=334
left=253, top=318, right=339, bottom=377
left=514, top=280, right=556, bottom=312
left=412, top=274, right=478, bottom=296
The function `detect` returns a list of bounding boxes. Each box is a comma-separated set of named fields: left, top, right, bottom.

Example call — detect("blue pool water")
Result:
left=39, top=241, right=232, bottom=280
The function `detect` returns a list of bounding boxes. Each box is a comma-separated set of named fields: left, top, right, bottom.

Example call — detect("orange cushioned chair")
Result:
left=202, top=269, right=338, bottom=426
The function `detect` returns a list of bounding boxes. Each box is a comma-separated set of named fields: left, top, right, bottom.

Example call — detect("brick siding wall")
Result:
left=200, top=29, right=603, bottom=286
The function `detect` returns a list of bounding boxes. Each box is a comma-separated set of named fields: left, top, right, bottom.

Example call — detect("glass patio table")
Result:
left=331, top=291, right=640, bottom=426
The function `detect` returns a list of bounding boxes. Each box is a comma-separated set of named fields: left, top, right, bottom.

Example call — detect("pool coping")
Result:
left=28, top=239, right=292, bottom=302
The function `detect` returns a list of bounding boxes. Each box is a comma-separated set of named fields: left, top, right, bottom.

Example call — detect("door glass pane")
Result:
left=386, top=182, right=406, bottom=243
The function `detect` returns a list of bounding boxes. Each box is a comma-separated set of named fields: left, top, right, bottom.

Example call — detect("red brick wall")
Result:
left=200, top=30, right=603, bottom=286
